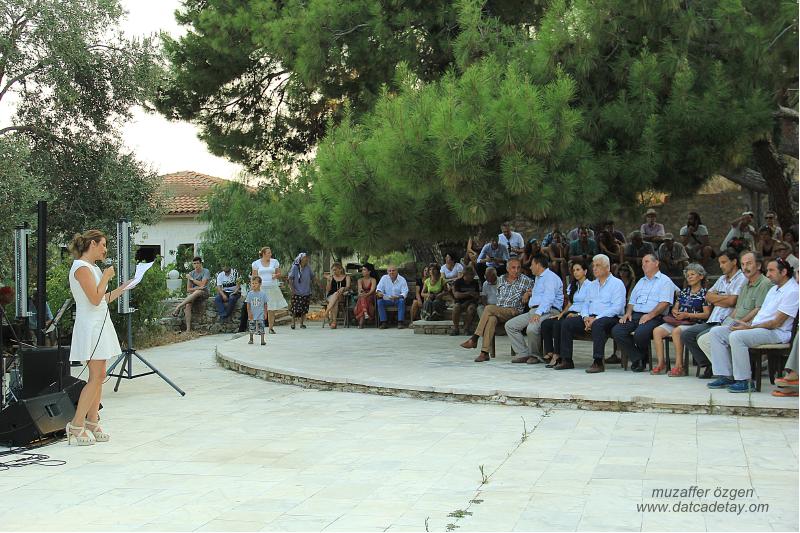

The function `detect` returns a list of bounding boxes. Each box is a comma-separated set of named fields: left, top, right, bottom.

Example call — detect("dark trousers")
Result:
left=680, top=322, right=717, bottom=367
left=214, top=292, right=240, bottom=319
left=541, top=317, right=562, bottom=354
left=611, top=312, right=663, bottom=364
left=238, top=300, right=249, bottom=332
left=560, top=316, right=617, bottom=361
left=475, top=263, right=507, bottom=282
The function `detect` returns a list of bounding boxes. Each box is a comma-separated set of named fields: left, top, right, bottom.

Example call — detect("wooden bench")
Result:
left=748, top=312, right=798, bottom=392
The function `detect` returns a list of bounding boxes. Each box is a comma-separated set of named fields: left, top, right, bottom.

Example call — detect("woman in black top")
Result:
left=324, top=262, right=351, bottom=328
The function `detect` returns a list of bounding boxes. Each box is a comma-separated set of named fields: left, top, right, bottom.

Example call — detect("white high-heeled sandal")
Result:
left=66, top=422, right=96, bottom=446
left=84, top=419, right=110, bottom=442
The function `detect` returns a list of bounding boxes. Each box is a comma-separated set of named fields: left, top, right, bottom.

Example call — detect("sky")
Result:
left=0, top=1, right=242, bottom=180
left=119, top=0, right=243, bottom=180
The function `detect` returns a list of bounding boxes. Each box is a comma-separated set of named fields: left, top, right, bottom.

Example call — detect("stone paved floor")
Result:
left=217, top=327, right=799, bottom=412
left=0, top=334, right=797, bottom=532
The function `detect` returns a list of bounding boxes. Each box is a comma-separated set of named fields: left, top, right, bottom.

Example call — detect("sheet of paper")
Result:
left=123, top=261, right=155, bottom=291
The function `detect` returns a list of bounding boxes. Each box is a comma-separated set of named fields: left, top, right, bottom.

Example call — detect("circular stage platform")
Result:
left=215, top=326, right=798, bottom=417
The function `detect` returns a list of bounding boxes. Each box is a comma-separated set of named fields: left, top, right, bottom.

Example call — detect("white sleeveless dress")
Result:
left=69, top=259, right=122, bottom=362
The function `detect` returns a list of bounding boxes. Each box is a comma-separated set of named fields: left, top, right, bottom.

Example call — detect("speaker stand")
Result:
left=106, top=314, right=185, bottom=396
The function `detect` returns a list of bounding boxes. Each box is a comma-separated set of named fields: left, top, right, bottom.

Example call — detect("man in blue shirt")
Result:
left=611, top=254, right=676, bottom=372
left=505, top=254, right=564, bottom=364
left=476, top=238, right=509, bottom=281
left=554, top=254, right=627, bottom=372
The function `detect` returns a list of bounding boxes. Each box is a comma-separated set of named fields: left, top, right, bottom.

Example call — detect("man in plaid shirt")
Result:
left=460, top=258, right=533, bottom=361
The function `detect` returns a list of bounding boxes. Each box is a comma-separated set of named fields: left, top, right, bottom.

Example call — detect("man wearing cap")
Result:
left=720, top=211, right=756, bottom=251
left=641, top=208, right=666, bottom=244
left=657, top=234, right=689, bottom=275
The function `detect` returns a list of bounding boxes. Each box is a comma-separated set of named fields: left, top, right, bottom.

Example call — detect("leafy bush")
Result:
left=46, top=254, right=169, bottom=346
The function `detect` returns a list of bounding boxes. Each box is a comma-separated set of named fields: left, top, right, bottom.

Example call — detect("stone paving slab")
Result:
left=0, top=335, right=797, bottom=532
left=215, top=327, right=798, bottom=416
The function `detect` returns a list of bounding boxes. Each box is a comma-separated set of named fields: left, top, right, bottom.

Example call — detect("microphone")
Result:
left=103, top=258, right=114, bottom=267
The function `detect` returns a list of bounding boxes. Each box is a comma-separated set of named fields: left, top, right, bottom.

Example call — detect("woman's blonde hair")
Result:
left=331, top=262, right=344, bottom=275
left=68, top=230, right=106, bottom=259
left=260, top=246, right=271, bottom=257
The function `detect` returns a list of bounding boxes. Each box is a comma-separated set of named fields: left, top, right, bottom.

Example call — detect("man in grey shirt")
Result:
left=172, top=256, right=210, bottom=332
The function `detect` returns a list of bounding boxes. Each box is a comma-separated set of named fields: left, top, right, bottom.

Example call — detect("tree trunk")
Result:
left=752, top=138, right=797, bottom=231
left=408, top=240, right=439, bottom=265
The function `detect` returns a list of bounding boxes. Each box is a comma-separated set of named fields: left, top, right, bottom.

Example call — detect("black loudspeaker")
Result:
left=0, top=391, right=75, bottom=446
left=19, top=345, right=70, bottom=399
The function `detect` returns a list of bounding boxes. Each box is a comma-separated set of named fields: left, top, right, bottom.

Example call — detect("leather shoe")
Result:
left=630, top=360, right=645, bottom=373
left=526, top=356, right=544, bottom=364
left=554, top=359, right=574, bottom=370
left=474, top=351, right=490, bottom=362
left=511, top=355, right=533, bottom=363
left=699, top=365, right=714, bottom=379
left=545, top=357, right=560, bottom=368
left=585, top=360, right=605, bottom=373
left=460, top=338, right=478, bottom=349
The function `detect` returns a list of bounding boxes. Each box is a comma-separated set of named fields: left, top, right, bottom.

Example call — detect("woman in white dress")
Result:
left=251, top=246, right=287, bottom=334
left=66, top=230, right=129, bottom=445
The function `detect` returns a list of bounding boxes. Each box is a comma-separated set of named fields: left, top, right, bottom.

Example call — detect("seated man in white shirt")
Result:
left=720, top=211, right=757, bottom=251
left=376, top=265, right=409, bottom=329
left=499, top=221, right=525, bottom=258
left=214, top=266, right=241, bottom=323
left=478, top=267, right=499, bottom=318
left=707, top=258, right=799, bottom=393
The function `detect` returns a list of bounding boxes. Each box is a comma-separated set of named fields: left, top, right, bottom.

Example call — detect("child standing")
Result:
left=246, top=276, right=269, bottom=345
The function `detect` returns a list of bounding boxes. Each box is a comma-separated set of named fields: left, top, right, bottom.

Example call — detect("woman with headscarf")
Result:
left=353, top=263, right=377, bottom=328
left=288, top=252, right=315, bottom=329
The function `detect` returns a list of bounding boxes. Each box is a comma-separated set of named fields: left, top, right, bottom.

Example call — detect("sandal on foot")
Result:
left=668, top=366, right=686, bottom=377
left=66, top=422, right=95, bottom=446
left=776, top=375, right=799, bottom=387
left=84, top=419, right=110, bottom=442
left=650, top=364, right=666, bottom=375
left=772, top=389, right=799, bottom=397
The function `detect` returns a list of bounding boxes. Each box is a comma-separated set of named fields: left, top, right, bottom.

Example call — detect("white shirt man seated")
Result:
left=376, top=265, right=409, bottom=329
left=706, top=258, right=798, bottom=393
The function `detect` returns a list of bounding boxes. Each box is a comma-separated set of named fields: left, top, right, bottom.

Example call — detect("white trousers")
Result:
left=708, top=325, right=783, bottom=380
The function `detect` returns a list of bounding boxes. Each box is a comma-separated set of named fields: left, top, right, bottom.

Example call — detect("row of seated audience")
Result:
left=463, top=214, right=799, bottom=284
left=451, top=249, right=798, bottom=396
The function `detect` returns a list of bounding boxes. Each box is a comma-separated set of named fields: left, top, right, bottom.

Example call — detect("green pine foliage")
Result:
left=164, top=0, right=797, bottom=256
left=200, top=175, right=322, bottom=276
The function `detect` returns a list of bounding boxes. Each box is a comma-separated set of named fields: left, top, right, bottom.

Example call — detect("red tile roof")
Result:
left=161, top=171, right=229, bottom=215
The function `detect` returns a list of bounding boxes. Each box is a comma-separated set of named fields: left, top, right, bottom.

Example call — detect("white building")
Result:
left=134, top=171, right=227, bottom=266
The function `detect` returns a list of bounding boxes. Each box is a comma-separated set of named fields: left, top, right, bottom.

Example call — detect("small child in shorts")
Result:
left=246, top=276, right=269, bottom=345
